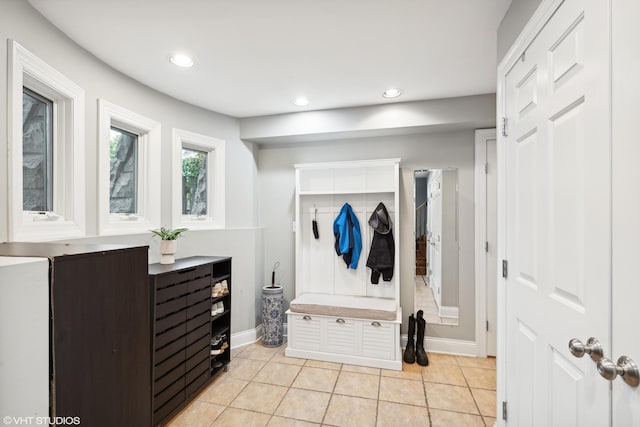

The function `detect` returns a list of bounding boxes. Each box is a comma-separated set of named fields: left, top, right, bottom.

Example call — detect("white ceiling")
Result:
left=28, top=0, right=511, bottom=118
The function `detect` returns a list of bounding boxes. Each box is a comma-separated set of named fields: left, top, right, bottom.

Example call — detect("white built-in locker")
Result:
left=286, top=159, right=402, bottom=370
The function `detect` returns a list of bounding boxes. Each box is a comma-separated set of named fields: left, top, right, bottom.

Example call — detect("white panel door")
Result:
left=503, top=0, right=610, bottom=425
left=611, top=0, right=640, bottom=424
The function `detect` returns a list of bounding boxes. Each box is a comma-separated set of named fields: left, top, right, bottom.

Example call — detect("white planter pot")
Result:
left=160, top=240, right=177, bottom=264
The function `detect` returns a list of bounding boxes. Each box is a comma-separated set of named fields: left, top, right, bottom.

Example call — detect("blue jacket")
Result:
left=333, top=203, right=362, bottom=269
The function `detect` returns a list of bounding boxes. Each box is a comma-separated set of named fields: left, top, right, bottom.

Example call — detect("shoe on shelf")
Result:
left=211, top=334, right=228, bottom=355
left=211, top=334, right=227, bottom=350
left=212, top=282, right=222, bottom=297
left=211, top=302, right=223, bottom=316
left=221, top=280, right=229, bottom=295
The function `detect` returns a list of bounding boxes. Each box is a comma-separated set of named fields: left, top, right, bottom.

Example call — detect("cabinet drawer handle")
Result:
left=336, top=318, right=345, bottom=324
left=371, top=321, right=381, bottom=327
left=303, top=315, right=312, bottom=321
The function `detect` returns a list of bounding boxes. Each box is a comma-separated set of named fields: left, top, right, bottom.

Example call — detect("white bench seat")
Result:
left=289, top=293, right=397, bottom=321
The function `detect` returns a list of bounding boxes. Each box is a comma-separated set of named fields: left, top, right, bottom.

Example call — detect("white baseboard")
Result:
left=235, top=326, right=476, bottom=357
left=401, top=334, right=478, bottom=357
left=424, top=337, right=477, bottom=356
left=231, top=324, right=262, bottom=349
left=231, top=322, right=288, bottom=350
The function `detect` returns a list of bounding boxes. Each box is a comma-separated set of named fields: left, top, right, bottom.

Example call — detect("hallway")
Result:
left=414, top=276, right=458, bottom=325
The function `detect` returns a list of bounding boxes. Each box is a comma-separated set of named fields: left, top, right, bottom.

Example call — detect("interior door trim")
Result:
left=474, top=128, right=496, bottom=358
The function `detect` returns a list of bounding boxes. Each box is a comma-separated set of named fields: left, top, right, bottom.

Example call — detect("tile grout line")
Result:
left=320, top=362, right=344, bottom=425
left=223, top=356, right=265, bottom=425
left=259, top=347, right=289, bottom=425
left=459, top=361, right=497, bottom=420
left=374, top=368, right=381, bottom=427
left=423, top=355, right=491, bottom=422
left=262, top=355, right=277, bottom=427
left=207, top=365, right=252, bottom=426
left=270, top=351, right=305, bottom=424
left=225, top=344, right=282, bottom=426
left=422, top=376, right=433, bottom=427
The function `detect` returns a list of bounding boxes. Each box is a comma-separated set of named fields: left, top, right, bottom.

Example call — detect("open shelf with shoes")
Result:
left=149, top=255, right=231, bottom=426
left=209, top=259, right=232, bottom=376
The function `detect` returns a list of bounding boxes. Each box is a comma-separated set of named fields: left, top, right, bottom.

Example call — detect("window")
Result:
left=8, top=40, right=86, bottom=241
left=98, top=99, right=161, bottom=235
left=181, top=147, right=208, bottom=216
left=172, top=128, right=225, bottom=230
left=22, top=88, right=54, bottom=212
left=109, top=127, right=138, bottom=214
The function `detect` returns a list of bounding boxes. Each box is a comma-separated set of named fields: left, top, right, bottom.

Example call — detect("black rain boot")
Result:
left=416, top=310, right=429, bottom=366
left=403, top=314, right=416, bottom=363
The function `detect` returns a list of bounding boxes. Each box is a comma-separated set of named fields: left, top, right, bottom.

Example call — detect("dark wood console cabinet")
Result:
left=0, top=242, right=151, bottom=427
left=149, top=256, right=231, bottom=426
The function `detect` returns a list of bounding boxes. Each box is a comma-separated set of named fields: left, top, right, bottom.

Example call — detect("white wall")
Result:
left=258, top=130, right=481, bottom=341
left=0, top=0, right=262, bottom=334
left=497, top=0, right=543, bottom=61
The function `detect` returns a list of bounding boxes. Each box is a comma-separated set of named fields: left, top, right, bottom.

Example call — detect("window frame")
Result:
left=171, top=128, right=225, bottom=230
left=8, top=40, right=86, bottom=241
left=98, top=99, right=161, bottom=235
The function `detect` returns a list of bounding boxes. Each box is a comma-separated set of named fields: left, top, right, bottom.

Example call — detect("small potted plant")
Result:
left=150, top=227, right=187, bottom=264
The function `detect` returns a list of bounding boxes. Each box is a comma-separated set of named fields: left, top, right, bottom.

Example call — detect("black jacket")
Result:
left=366, top=202, right=395, bottom=284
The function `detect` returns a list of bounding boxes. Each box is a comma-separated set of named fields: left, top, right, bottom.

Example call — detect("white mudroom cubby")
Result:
left=286, top=158, right=402, bottom=370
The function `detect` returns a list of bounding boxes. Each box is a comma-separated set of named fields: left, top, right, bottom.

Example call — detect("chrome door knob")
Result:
left=568, top=337, right=604, bottom=362
left=597, top=356, right=639, bottom=387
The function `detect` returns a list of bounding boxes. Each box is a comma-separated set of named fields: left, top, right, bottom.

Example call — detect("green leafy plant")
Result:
left=150, top=227, right=188, bottom=240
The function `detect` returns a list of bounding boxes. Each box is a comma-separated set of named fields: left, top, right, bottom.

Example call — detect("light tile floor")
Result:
left=167, top=343, right=496, bottom=427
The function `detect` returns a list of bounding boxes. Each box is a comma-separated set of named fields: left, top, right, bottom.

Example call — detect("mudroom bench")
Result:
left=285, top=293, right=402, bottom=370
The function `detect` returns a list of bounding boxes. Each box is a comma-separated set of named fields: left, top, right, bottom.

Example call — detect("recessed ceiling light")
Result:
left=382, top=88, right=402, bottom=98
left=293, top=96, right=309, bottom=107
left=170, top=54, right=194, bottom=68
